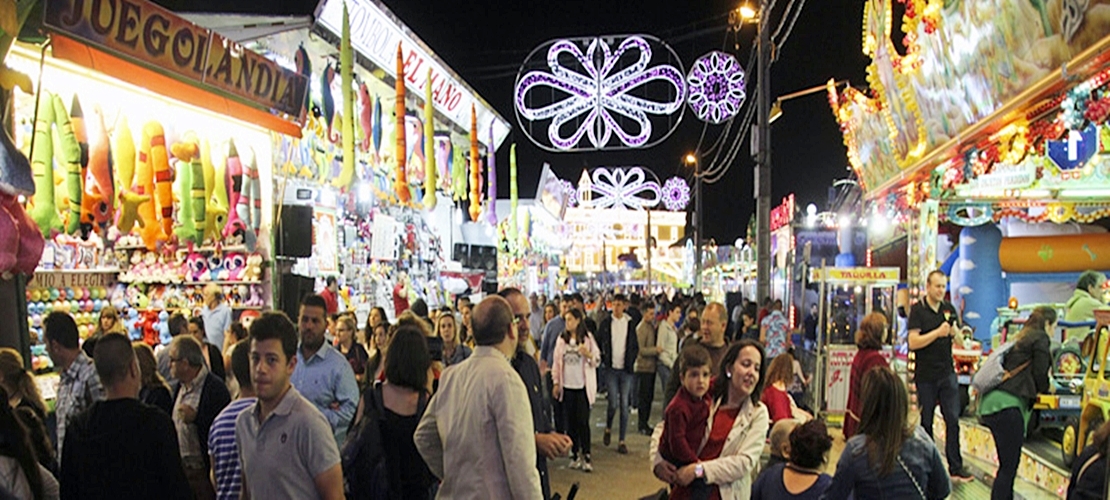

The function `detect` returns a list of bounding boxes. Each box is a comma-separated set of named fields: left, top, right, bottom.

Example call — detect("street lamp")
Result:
left=685, top=153, right=702, bottom=292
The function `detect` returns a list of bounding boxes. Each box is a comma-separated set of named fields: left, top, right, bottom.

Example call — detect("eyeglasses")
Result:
left=514, top=315, right=528, bottom=325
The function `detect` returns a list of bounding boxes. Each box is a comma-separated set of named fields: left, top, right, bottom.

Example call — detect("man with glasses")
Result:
left=501, top=288, right=572, bottom=499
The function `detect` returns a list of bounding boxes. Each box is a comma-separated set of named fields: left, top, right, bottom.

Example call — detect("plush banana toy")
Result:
left=113, top=116, right=149, bottom=234
left=206, top=141, right=229, bottom=243
left=136, top=122, right=167, bottom=249
left=145, top=122, right=174, bottom=237
left=170, top=137, right=200, bottom=244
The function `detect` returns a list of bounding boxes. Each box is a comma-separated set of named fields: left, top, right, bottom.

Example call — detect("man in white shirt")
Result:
left=415, top=296, right=543, bottom=499
left=597, top=294, right=639, bottom=454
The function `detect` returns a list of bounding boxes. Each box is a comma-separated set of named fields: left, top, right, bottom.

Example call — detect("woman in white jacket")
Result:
left=553, top=308, right=601, bottom=472
left=650, top=340, right=770, bottom=500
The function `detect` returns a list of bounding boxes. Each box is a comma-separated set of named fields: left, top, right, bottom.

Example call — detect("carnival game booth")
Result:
left=8, top=0, right=303, bottom=376
left=827, top=0, right=1110, bottom=495
left=187, top=0, right=512, bottom=319
left=808, top=266, right=900, bottom=424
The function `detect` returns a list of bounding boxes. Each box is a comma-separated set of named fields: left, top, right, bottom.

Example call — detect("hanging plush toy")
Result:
left=469, top=104, right=480, bottom=221
left=372, top=95, right=383, bottom=164
left=451, top=139, right=466, bottom=201
left=208, top=141, right=230, bottom=242
left=143, top=122, right=174, bottom=237
left=223, top=139, right=245, bottom=241
left=486, top=124, right=497, bottom=224
left=246, top=148, right=261, bottom=235
left=170, top=137, right=200, bottom=243
left=334, top=2, right=355, bottom=191
left=136, top=122, right=167, bottom=249
left=294, top=45, right=312, bottom=122
left=321, top=63, right=338, bottom=143
left=29, top=91, right=63, bottom=237
left=358, top=83, right=372, bottom=153
left=189, top=141, right=205, bottom=240
left=81, top=105, right=113, bottom=237
left=394, top=43, right=410, bottom=203
left=423, top=69, right=437, bottom=210
left=51, top=94, right=83, bottom=235
left=114, top=117, right=148, bottom=234
left=200, top=139, right=225, bottom=243
left=435, top=134, right=452, bottom=192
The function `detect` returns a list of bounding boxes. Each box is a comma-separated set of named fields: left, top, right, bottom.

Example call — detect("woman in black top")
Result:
left=132, top=342, right=174, bottom=416
left=336, top=315, right=369, bottom=387
left=352, top=321, right=435, bottom=499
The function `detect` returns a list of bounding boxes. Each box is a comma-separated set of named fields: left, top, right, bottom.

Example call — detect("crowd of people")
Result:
left=0, top=268, right=1107, bottom=499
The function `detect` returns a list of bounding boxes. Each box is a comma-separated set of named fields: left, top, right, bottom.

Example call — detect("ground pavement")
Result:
left=547, top=387, right=1059, bottom=499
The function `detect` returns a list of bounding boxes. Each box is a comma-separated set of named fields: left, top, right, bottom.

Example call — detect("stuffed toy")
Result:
left=170, top=138, right=201, bottom=243
left=223, top=252, right=246, bottom=281
left=51, top=94, right=83, bottom=235
left=188, top=141, right=205, bottom=240
left=0, top=191, right=44, bottom=277
left=80, top=105, right=113, bottom=237
left=29, top=91, right=63, bottom=237
left=246, top=148, right=261, bottom=235
left=246, top=285, right=264, bottom=307
left=234, top=147, right=252, bottom=236
left=358, top=82, right=372, bottom=153
left=209, top=253, right=228, bottom=281
left=184, top=245, right=208, bottom=282
left=124, top=308, right=142, bottom=341
left=243, top=253, right=263, bottom=282
left=201, top=139, right=227, bottom=244
left=135, top=123, right=165, bottom=249
left=142, top=122, right=174, bottom=237
left=222, top=140, right=246, bottom=242
left=113, top=118, right=148, bottom=235
left=139, top=310, right=157, bottom=346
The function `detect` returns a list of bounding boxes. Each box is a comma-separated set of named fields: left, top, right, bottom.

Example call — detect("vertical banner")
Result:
left=314, top=208, right=339, bottom=274
left=370, top=213, right=398, bottom=261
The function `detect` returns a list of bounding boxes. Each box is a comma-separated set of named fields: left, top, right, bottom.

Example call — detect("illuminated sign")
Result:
left=687, top=51, right=745, bottom=124
left=1047, top=125, right=1100, bottom=173
left=44, top=0, right=308, bottom=119
left=812, top=267, right=900, bottom=283
left=315, top=0, right=509, bottom=148
left=577, top=167, right=661, bottom=210
left=514, top=34, right=686, bottom=152
left=770, top=194, right=795, bottom=231
left=964, top=162, right=1036, bottom=191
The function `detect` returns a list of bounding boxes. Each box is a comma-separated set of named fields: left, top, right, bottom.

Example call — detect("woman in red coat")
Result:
left=843, top=312, right=889, bottom=439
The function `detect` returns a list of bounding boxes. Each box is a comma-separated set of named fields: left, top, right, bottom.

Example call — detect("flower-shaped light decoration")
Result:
left=687, top=51, right=746, bottom=124
left=515, top=35, right=686, bottom=151
left=660, top=177, right=690, bottom=211
left=561, top=180, right=579, bottom=207
left=579, top=167, right=660, bottom=210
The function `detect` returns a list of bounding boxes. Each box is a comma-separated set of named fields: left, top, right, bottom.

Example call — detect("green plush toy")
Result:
left=29, top=91, right=63, bottom=237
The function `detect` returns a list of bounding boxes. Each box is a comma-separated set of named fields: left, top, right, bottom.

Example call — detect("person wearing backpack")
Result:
left=343, top=319, right=435, bottom=499
left=977, top=306, right=1054, bottom=500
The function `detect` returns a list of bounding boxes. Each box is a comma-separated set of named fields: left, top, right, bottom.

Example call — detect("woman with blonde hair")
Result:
left=844, top=312, right=890, bottom=439
left=336, top=314, right=369, bottom=386
left=132, top=342, right=173, bottom=416
left=437, top=311, right=471, bottom=367
left=83, top=306, right=125, bottom=357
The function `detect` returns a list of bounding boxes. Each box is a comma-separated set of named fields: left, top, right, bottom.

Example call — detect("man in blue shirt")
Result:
left=289, top=294, right=359, bottom=445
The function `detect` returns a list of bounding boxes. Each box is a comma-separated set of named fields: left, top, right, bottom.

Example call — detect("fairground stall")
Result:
left=190, top=0, right=511, bottom=320
left=829, top=0, right=1110, bottom=495
left=10, top=0, right=301, bottom=382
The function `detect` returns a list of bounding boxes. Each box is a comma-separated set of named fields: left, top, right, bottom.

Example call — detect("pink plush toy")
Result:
left=0, top=193, right=46, bottom=276
left=185, top=246, right=208, bottom=282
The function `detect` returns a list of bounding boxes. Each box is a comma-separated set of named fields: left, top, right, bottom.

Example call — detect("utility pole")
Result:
left=755, top=0, right=772, bottom=303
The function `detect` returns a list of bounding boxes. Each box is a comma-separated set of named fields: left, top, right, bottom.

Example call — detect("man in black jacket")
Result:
left=61, top=334, right=190, bottom=500
left=596, top=294, right=639, bottom=454
left=170, top=335, right=232, bottom=499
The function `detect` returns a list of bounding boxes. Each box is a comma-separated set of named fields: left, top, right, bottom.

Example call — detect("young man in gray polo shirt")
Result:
left=235, top=312, right=344, bottom=500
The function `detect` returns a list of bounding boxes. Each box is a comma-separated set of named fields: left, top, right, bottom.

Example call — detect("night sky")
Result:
left=160, top=0, right=872, bottom=245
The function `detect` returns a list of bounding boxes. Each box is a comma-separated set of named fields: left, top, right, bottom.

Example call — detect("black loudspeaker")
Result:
left=471, top=245, right=497, bottom=272
left=280, top=273, right=315, bottom=321
left=453, top=243, right=470, bottom=266
left=276, top=205, right=313, bottom=258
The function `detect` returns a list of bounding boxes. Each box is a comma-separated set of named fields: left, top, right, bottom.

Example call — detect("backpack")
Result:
left=341, top=381, right=429, bottom=499
left=970, top=340, right=1030, bottom=396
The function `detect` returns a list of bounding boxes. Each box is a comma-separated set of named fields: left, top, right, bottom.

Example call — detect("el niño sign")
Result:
left=44, top=0, right=308, bottom=119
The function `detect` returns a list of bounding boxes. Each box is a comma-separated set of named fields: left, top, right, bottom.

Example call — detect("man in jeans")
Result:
left=908, top=270, right=973, bottom=482
left=597, top=294, right=639, bottom=454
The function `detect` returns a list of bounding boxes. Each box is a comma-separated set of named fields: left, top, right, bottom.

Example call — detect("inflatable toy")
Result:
left=29, top=91, right=62, bottom=237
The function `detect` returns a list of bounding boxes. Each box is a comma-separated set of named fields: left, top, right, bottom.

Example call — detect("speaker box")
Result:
left=280, top=273, right=315, bottom=321
left=471, top=245, right=498, bottom=272
left=276, top=205, right=313, bottom=258
left=453, top=243, right=470, bottom=266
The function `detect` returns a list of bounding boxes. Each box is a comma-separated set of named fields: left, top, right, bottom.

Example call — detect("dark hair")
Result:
left=229, top=323, right=248, bottom=344
left=1016, top=306, right=1058, bottom=342
left=570, top=293, right=584, bottom=304
left=561, top=308, right=587, bottom=344
left=1090, top=418, right=1110, bottom=455
left=171, top=335, right=206, bottom=368
left=684, top=317, right=701, bottom=334
left=168, top=313, right=188, bottom=337
left=678, top=343, right=711, bottom=376
left=1077, top=270, right=1106, bottom=292
left=789, top=420, right=833, bottom=469
left=231, top=339, right=252, bottom=391
left=93, top=334, right=136, bottom=387
left=766, top=354, right=794, bottom=386
left=300, top=294, right=328, bottom=312
left=497, top=287, right=525, bottom=301
left=188, top=316, right=206, bottom=340
left=857, top=365, right=910, bottom=476
left=44, top=312, right=80, bottom=349
left=612, top=293, right=627, bottom=303
left=712, top=339, right=767, bottom=405
left=326, top=276, right=337, bottom=286
left=411, top=298, right=429, bottom=319
left=926, top=269, right=947, bottom=285
left=855, top=312, right=887, bottom=350
left=472, top=297, right=514, bottom=346
left=131, top=342, right=167, bottom=391
left=249, top=312, right=299, bottom=362
left=385, top=323, right=431, bottom=392
left=667, top=302, right=683, bottom=315
left=0, top=387, right=44, bottom=500
left=772, top=299, right=783, bottom=310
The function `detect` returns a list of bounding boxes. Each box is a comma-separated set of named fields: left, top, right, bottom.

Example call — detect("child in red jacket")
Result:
left=660, top=344, right=713, bottom=500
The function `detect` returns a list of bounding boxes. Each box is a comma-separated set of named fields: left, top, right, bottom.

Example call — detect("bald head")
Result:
left=769, top=418, right=799, bottom=458
left=702, top=302, right=728, bottom=343
left=472, top=296, right=515, bottom=346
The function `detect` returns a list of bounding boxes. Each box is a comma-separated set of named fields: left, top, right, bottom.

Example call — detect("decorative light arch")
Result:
left=686, top=51, right=746, bottom=124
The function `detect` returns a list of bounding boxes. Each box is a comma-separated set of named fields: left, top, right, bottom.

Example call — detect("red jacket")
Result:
left=844, top=348, right=888, bottom=439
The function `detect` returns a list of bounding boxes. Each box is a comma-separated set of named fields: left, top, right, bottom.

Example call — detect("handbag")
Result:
left=897, top=455, right=926, bottom=500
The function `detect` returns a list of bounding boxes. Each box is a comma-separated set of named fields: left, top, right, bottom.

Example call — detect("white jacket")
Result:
left=650, top=397, right=770, bottom=500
